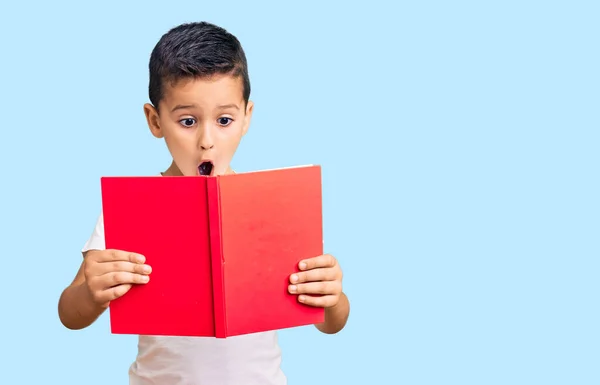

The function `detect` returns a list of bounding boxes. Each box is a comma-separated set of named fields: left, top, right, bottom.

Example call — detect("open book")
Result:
left=100, top=164, right=325, bottom=338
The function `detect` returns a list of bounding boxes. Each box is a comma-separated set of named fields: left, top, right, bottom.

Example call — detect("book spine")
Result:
left=207, top=177, right=227, bottom=338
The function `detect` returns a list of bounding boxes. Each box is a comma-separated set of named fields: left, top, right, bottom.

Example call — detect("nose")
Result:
left=198, top=124, right=214, bottom=150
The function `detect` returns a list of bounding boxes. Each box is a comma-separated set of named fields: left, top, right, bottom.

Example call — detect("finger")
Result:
left=94, top=284, right=133, bottom=304
left=289, top=268, right=338, bottom=284
left=298, top=254, right=336, bottom=271
left=288, top=281, right=341, bottom=296
left=94, top=261, right=152, bottom=276
left=297, top=294, right=338, bottom=308
left=97, top=271, right=150, bottom=289
left=90, top=284, right=133, bottom=304
left=98, top=249, right=146, bottom=264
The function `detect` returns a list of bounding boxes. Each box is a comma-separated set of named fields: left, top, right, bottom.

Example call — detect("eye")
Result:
left=179, top=118, right=196, bottom=128
left=217, top=117, right=233, bottom=127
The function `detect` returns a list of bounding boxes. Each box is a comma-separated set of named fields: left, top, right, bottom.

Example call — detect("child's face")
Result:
left=144, top=74, right=253, bottom=176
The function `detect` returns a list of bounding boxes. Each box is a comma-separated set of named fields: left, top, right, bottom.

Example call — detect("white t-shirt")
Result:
left=82, top=213, right=287, bottom=385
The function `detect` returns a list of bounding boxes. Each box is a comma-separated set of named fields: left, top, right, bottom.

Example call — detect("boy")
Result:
left=57, top=21, right=350, bottom=385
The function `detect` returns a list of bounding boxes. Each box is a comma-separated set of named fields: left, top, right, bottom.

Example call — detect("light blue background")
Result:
left=1, top=1, right=598, bottom=384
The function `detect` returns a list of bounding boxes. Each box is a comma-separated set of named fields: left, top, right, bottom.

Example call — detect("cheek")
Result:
left=220, top=126, right=243, bottom=148
left=163, top=133, right=198, bottom=160
left=163, top=124, right=193, bottom=143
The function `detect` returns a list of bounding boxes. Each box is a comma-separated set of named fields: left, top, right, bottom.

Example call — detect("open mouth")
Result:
left=198, top=161, right=214, bottom=176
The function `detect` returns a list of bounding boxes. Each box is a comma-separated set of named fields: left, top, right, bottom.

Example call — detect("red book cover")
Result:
left=100, top=164, right=325, bottom=338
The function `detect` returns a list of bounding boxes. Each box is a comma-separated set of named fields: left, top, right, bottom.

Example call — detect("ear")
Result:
left=242, top=100, right=254, bottom=136
left=144, top=103, right=163, bottom=138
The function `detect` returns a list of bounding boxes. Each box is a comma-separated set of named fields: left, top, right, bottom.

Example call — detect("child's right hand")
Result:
left=82, top=249, right=152, bottom=308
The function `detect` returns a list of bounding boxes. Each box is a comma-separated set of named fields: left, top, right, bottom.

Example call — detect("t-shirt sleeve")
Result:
left=82, top=213, right=106, bottom=253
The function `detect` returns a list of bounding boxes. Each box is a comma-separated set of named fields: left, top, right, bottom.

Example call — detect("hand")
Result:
left=288, top=253, right=343, bottom=308
left=82, top=249, right=152, bottom=308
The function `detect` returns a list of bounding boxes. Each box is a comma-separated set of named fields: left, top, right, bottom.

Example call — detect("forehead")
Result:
left=161, top=74, right=244, bottom=110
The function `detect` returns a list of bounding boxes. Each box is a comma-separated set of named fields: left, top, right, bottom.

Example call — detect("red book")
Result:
left=100, top=164, right=325, bottom=338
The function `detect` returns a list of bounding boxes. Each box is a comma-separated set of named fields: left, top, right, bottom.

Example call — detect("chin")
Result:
left=211, top=168, right=226, bottom=176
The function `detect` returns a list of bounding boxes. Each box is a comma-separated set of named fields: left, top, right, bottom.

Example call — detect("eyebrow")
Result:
left=171, top=103, right=240, bottom=112
left=171, top=104, right=196, bottom=112
left=217, top=104, right=240, bottom=110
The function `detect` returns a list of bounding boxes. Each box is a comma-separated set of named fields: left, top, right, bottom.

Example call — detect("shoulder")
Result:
left=82, top=213, right=105, bottom=254
left=82, top=172, right=162, bottom=255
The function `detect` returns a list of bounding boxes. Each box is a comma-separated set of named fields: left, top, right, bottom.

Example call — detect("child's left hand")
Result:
left=288, top=253, right=343, bottom=308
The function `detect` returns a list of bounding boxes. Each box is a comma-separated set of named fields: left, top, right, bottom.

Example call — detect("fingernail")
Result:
left=290, top=274, right=298, bottom=283
left=142, top=275, right=150, bottom=282
left=143, top=265, right=152, bottom=274
left=298, top=295, right=305, bottom=302
left=289, top=285, right=297, bottom=293
left=299, top=262, right=307, bottom=270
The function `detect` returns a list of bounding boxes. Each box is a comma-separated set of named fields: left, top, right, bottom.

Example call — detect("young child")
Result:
left=58, top=21, right=350, bottom=385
